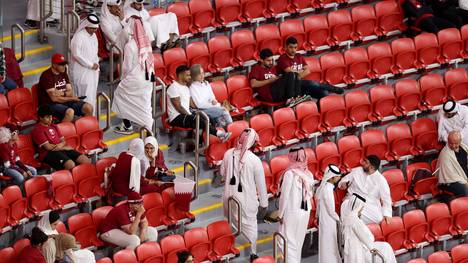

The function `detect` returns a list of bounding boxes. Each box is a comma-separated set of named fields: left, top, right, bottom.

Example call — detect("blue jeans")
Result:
left=439, top=182, right=468, bottom=197
left=0, top=78, right=18, bottom=94
left=201, top=107, right=233, bottom=128
left=4, top=165, right=37, bottom=185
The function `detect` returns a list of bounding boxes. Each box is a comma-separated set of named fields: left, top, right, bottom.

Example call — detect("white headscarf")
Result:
left=128, top=138, right=145, bottom=160
left=101, top=0, right=122, bottom=22
left=76, top=14, right=100, bottom=34
left=142, top=136, right=159, bottom=174
left=316, top=164, right=342, bottom=204
left=342, top=193, right=367, bottom=229
left=229, top=128, right=259, bottom=192
left=442, top=100, right=459, bottom=114
left=37, top=212, right=60, bottom=236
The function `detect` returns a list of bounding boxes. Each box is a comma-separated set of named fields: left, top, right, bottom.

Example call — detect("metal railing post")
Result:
left=273, top=232, right=287, bottom=263
left=39, top=0, right=54, bottom=43
left=59, top=0, right=65, bottom=32
left=371, top=249, right=385, bottom=263
left=139, top=127, right=153, bottom=139
left=194, top=111, right=210, bottom=173
left=183, top=161, right=199, bottom=200
left=108, top=43, right=123, bottom=102
left=227, top=196, right=241, bottom=236
left=10, top=24, right=25, bottom=63
left=152, top=77, right=167, bottom=135
left=65, top=10, right=79, bottom=61
left=96, top=92, right=111, bottom=132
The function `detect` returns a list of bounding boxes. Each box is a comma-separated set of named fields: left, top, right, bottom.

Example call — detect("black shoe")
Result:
left=24, top=20, right=38, bottom=29
left=328, top=85, right=345, bottom=94
left=250, top=254, right=259, bottom=262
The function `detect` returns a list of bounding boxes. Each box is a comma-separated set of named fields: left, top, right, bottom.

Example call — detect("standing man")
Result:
left=221, top=128, right=268, bottom=262
left=437, top=131, right=468, bottom=197
left=70, top=14, right=100, bottom=113
left=338, top=155, right=392, bottom=224
left=277, top=147, right=316, bottom=263
left=100, top=0, right=127, bottom=51
left=438, top=100, right=468, bottom=145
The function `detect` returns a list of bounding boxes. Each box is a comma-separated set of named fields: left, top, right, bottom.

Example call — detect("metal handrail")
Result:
left=273, top=232, right=287, bottom=263
left=183, top=161, right=199, bottom=201
left=108, top=43, right=123, bottom=101
left=227, top=196, right=241, bottom=237
left=371, top=249, right=385, bottom=263
left=153, top=77, right=167, bottom=119
left=65, top=10, right=80, bottom=60
left=194, top=110, right=210, bottom=173
left=39, top=0, right=54, bottom=43
left=139, top=127, right=153, bottom=139
left=10, top=24, right=25, bottom=63
left=96, top=92, right=111, bottom=132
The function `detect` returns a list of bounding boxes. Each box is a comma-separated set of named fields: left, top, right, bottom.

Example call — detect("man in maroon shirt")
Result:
left=37, top=53, right=93, bottom=122
left=31, top=105, right=90, bottom=170
left=276, top=37, right=343, bottom=103
left=99, top=191, right=158, bottom=249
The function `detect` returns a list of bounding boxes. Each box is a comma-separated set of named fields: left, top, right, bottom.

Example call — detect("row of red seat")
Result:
left=407, top=244, right=468, bottom=263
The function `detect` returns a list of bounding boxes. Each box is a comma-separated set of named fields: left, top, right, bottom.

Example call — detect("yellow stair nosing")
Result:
left=22, top=65, right=50, bottom=77
left=1, top=29, right=39, bottom=42
left=15, top=45, right=54, bottom=59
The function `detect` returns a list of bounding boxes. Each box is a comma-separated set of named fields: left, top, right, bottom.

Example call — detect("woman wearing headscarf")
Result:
left=341, top=193, right=397, bottom=263
left=316, top=164, right=343, bottom=263
left=55, top=233, right=95, bottom=263
left=37, top=211, right=61, bottom=263
left=142, top=136, right=174, bottom=191
left=276, top=147, right=316, bottom=263
left=221, top=128, right=268, bottom=261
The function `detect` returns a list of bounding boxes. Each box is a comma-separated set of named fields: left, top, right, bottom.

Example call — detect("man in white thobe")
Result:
left=438, top=100, right=468, bottom=145
left=100, top=0, right=127, bottom=52
left=221, top=128, right=268, bottom=261
left=316, top=164, right=343, bottom=263
left=70, top=14, right=100, bottom=115
left=25, top=0, right=60, bottom=28
left=277, top=147, right=316, bottom=263
left=339, top=155, right=392, bottom=224
left=112, top=15, right=155, bottom=133
left=342, top=193, right=397, bottom=263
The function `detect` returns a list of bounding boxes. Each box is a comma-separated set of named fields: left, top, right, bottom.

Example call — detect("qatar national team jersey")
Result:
left=276, top=53, right=306, bottom=74
left=248, top=64, right=278, bottom=101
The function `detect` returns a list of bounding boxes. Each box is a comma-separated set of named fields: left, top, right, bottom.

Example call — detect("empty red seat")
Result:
left=7, top=88, right=37, bottom=125
left=319, top=95, right=346, bottom=132
left=368, top=42, right=394, bottom=78
left=0, top=94, right=10, bottom=127
left=2, top=185, right=31, bottom=226
left=231, top=29, right=257, bottom=64
left=12, top=239, right=30, bottom=262
left=369, top=85, right=399, bottom=121
left=253, top=256, right=275, bottom=263
left=24, top=176, right=52, bottom=215
left=255, top=24, right=283, bottom=56
left=209, top=35, right=238, bottom=72
left=327, top=9, right=353, bottom=46
left=57, top=122, right=80, bottom=151
left=382, top=169, right=411, bottom=206
left=438, top=28, right=464, bottom=63
left=463, top=24, right=468, bottom=56
left=207, top=220, right=240, bottom=259
left=168, top=2, right=193, bottom=35
left=320, top=52, right=346, bottom=85
left=142, top=192, right=176, bottom=228
left=272, top=107, right=301, bottom=146
left=153, top=53, right=167, bottom=83
left=380, top=216, right=407, bottom=252
left=337, top=135, right=363, bottom=172
left=161, top=234, right=187, bottom=263
left=296, top=101, right=320, bottom=138
left=445, top=68, right=468, bottom=101
left=186, top=41, right=211, bottom=72
left=0, top=195, right=9, bottom=230
left=270, top=155, right=290, bottom=194
left=360, top=129, right=390, bottom=161
left=51, top=170, right=81, bottom=208
left=414, top=33, right=440, bottom=69
left=136, top=242, right=164, bottom=263
left=113, top=249, right=138, bottom=263
left=315, top=142, right=341, bottom=179
left=240, top=0, right=269, bottom=22
left=303, top=15, right=329, bottom=51
left=287, top=0, right=312, bottom=14
left=367, top=223, right=385, bottom=241
left=344, top=47, right=371, bottom=84
left=419, top=73, right=447, bottom=108
left=0, top=247, right=15, bottom=263
left=425, top=202, right=457, bottom=241
left=408, top=258, right=427, bottom=263
left=163, top=47, right=188, bottom=81
left=267, top=0, right=289, bottom=17
left=189, top=0, right=219, bottom=32
left=344, top=89, right=373, bottom=127
left=184, top=227, right=217, bottom=262
left=351, top=5, right=377, bottom=41
left=16, top=134, right=40, bottom=168
left=450, top=197, right=468, bottom=235
left=428, top=251, right=451, bottom=263
left=411, top=118, right=442, bottom=152
left=394, top=79, right=421, bottom=115
left=68, top=213, right=103, bottom=248
left=72, top=163, right=105, bottom=200
left=279, top=20, right=306, bottom=51
left=374, top=0, right=405, bottom=36
left=391, top=38, right=417, bottom=74
left=386, top=123, right=416, bottom=160
left=303, top=57, right=322, bottom=81
left=402, top=209, right=433, bottom=249
left=215, top=0, right=241, bottom=26
left=75, top=116, right=107, bottom=154
left=226, top=75, right=257, bottom=114
left=452, top=243, right=468, bottom=263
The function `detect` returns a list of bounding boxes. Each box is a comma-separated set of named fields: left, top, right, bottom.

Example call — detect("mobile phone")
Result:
left=78, top=96, right=87, bottom=100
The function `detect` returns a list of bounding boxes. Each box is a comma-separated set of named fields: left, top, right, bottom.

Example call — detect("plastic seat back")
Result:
left=215, top=0, right=241, bottom=26
left=255, top=24, right=282, bottom=56
left=403, top=209, right=430, bottom=245
left=75, top=116, right=107, bottom=154
left=68, top=213, right=99, bottom=248
left=319, top=95, right=346, bottom=129
left=207, top=220, right=239, bottom=257
left=374, top=0, right=404, bottom=35
left=445, top=68, right=468, bottom=101
left=369, top=85, right=397, bottom=120
left=13, top=239, right=30, bottom=261
left=411, top=118, right=440, bottom=152
left=113, top=249, right=138, bottom=263
left=91, top=206, right=113, bottom=230
left=344, top=89, right=371, bottom=125
left=136, top=242, right=163, bottom=263
left=163, top=48, right=188, bottom=81
left=452, top=243, right=468, bottom=263
left=395, top=79, right=421, bottom=114
left=272, top=107, right=298, bottom=144
left=168, top=2, right=193, bottom=35
left=96, top=257, right=113, bottom=263
left=320, top=52, right=346, bottom=85
left=414, top=33, right=440, bottom=67
left=250, top=114, right=275, bottom=149
left=231, top=29, right=257, bottom=64
left=153, top=53, right=167, bottom=82
left=0, top=247, right=15, bottom=263
left=382, top=169, right=408, bottom=205
left=367, top=223, right=384, bottom=241
left=419, top=73, right=446, bottom=107
left=57, top=122, right=80, bottom=151
left=450, top=197, right=468, bottom=234
left=270, top=155, right=290, bottom=193
left=72, top=163, right=102, bottom=200
left=315, top=142, right=340, bottom=178
left=51, top=170, right=77, bottom=207
left=386, top=123, right=413, bottom=159
left=267, top=0, right=288, bottom=16
left=143, top=192, right=169, bottom=227
left=6, top=88, right=37, bottom=124
left=0, top=94, right=10, bottom=127
left=226, top=75, right=254, bottom=109
left=186, top=41, right=211, bottom=71
left=160, top=234, right=186, bottom=263
left=407, top=259, right=427, bottom=263
left=2, top=185, right=28, bottom=225
left=226, top=120, right=249, bottom=148
left=337, top=135, right=363, bottom=171
left=380, top=216, right=406, bottom=251
left=279, top=20, right=306, bottom=50
left=263, top=161, right=274, bottom=194
left=351, top=5, right=377, bottom=40
left=303, top=57, right=321, bottom=81
left=360, top=129, right=389, bottom=160
left=304, top=148, right=318, bottom=176
left=368, top=42, right=393, bottom=77
left=304, top=15, right=329, bottom=50
left=391, top=38, right=416, bottom=72
left=344, top=47, right=370, bottom=82
left=428, top=251, right=451, bottom=263
left=95, top=157, right=117, bottom=182
left=438, top=28, right=463, bottom=61
left=24, top=176, right=51, bottom=214
left=16, top=134, right=40, bottom=168
left=184, top=228, right=213, bottom=262
left=296, top=101, right=320, bottom=136
left=0, top=195, right=9, bottom=229
left=328, top=9, right=353, bottom=43
left=425, top=202, right=454, bottom=239
left=189, top=0, right=216, bottom=32
left=240, top=0, right=268, bottom=22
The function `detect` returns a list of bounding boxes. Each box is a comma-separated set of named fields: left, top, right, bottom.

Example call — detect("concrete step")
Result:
left=13, top=42, right=55, bottom=66
left=1, top=29, right=40, bottom=47
left=21, top=58, right=51, bottom=87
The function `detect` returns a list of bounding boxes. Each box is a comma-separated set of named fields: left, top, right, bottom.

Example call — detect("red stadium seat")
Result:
left=344, top=47, right=371, bottom=84
left=270, top=155, right=290, bottom=194
left=394, top=79, right=422, bottom=115
left=91, top=206, right=113, bottom=230
left=96, top=257, right=113, bottom=263
left=75, top=116, right=107, bottom=154
left=369, top=84, right=399, bottom=121
left=253, top=256, right=275, bottom=263
left=57, top=122, right=80, bottom=151
left=303, top=57, right=322, bottom=81
left=6, top=88, right=37, bottom=125
left=428, top=251, right=451, bottom=263
left=315, top=142, right=341, bottom=179
left=16, top=134, right=40, bottom=168
left=51, top=170, right=81, bottom=208
left=272, top=107, right=301, bottom=146
left=186, top=41, right=211, bottom=71
left=367, top=223, right=385, bottom=241
left=337, top=135, right=363, bottom=172
left=368, top=42, right=394, bottom=79
left=56, top=221, right=67, bottom=233
left=206, top=139, right=229, bottom=166
left=450, top=197, right=468, bottom=235
left=305, top=148, right=318, bottom=176
left=209, top=35, right=237, bottom=72
left=0, top=94, right=10, bottom=127
left=189, top=0, right=219, bottom=32
left=255, top=24, right=283, bottom=56
left=462, top=24, right=468, bottom=57
left=184, top=228, right=217, bottom=262
left=68, top=213, right=103, bottom=248
left=414, top=33, right=440, bottom=69
left=407, top=259, right=427, bottom=263
left=380, top=216, right=407, bottom=252
left=419, top=73, right=447, bottom=108
left=2, top=185, right=31, bottom=226
left=231, top=29, right=257, bottom=64
left=143, top=192, right=176, bottom=228
left=153, top=53, right=167, bottom=83
left=160, top=234, right=187, bottom=263
left=95, top=157, right=117, bottom=182
left=12, top=239, right=30, bottom=261
left=437, top=28, right=464, bottom=63
left=226, top=75, right=257, bottom=114
left=215, top=0, right=242, bottom=26
left=406, top=162, right=437, bottom=199
left=411, top=118, right=443, bottom=153
left=162, top=187, right=195, bottom=222
left=351, top=5, right=377, bottom=41
left=288, top=0, right=312, bottom=14
left=296, top=101, right=320, bottom=137
left=163, top=47, right=188, bottom=81
left=382, top=169, right=411, bottom=206
left=391, top=38, right=417, bottom=74
left=279, top=20, right=306, bottom=51
left=136, top=242, right=163, bottom=263
left=240, top=0, right=269, bottom=22
left=207, top=220, right=240, bottom=259
left=226, top=120, right=249, bottom=148
left=386, top=123, right=417, bottom=160
left=374, top=0, right=405, bottom=36
left=452, top=243, right=468, bottom=263
left=24, top=176, right=52, bottom=215
left=360, top=129, right=390, bottom=161
left=445, top=68, right=468, bottom=101
left=211, top=81, right=230, bottom=106
left=303, top=15, right=329, bottom=51
left=113, top=249, right=138, bottom=263
left=402, top=209, right=433, bottom=249
left=72, top=163, right=105, bottom=200
left=320, top=52, right=346, bottom=85
left=0, top=195, right=9, bottom=230
left=319, top=95, right=346, bottom=132
left=344, top=89, right=373, bottom=127
left=327, top=9, right=353, bottom=46
left=263, top=161, right=274, bottom=194
left=168, top=2, right=193, bottom=35
left=267, top=0, right=289, bottom=17
left=425, top=202, right=457, bottom=240
left=0, top=247, right=15, bottom=263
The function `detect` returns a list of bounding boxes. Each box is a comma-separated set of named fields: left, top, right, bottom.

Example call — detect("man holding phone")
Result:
left=37, top=53, right=93, bottom=122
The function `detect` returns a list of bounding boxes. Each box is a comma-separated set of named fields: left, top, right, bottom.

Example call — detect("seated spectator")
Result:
left=401, top=0, right=456, bottom=33
left=428, top=0, right=465, bottom=27
left=54, top=233, right=95, bottom=263
left=0, top=125, right=37, bottom=185
left=99, top=191, right=158, bottom=249
left=100, top=0, right=126, bottom=52
left=18, top=227, right=48, bottom=263
left=438, top=100, right=468, bottom=145
left=167, top=65, right=231, bottom=141
left=189, top=64, right=233, bottom=128
left=143, top=136, right=174, bottom=186
left=38, top=211, right=61, bottom=263
left=32, top=105, right=90, bottom=171
left=110, top=138, right=164, bottom=196
left=437, top=131, right=468, bottom=197
left=0, top=43, right=18, bottom=94
left=37, top=53, right=93, bottom=122
left=177, top=251, right=194, bottom=263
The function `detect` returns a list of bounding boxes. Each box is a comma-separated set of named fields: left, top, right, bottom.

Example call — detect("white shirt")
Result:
left=438, top=105, right=468, bottom=145
left=460, top=0, right=468, bottom=10
left=167, top=81, right=191, bottom=122
left=190, top=81, right=218, bottom=109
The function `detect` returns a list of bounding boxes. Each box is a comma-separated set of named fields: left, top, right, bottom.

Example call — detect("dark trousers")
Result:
left=300, top=80, right=331, bottom=101
left=419, top=16, right=457, bottom=33
left=170, top=113, right=218, bottom=135
left=270, top=72, right=302, bottom=102
left=434, top=7, right=465, bottom=28
left=439, top=182, right=468, bottom=197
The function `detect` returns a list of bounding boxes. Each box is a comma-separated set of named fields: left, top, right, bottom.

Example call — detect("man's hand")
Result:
left=384, top=216, right=392, bottom=224
left=92, top=63, right=99, bottom=70
left=22, top=172, right=30, bottom=178
left=136, top=204, right=146, bottom=217
left=62, top=146, right=74, bottom=151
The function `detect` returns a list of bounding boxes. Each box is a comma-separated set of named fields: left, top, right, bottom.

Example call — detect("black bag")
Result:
left=408, top=168, right=433, bottom=195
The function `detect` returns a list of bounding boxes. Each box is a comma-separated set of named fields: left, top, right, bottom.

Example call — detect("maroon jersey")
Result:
left=248, top=63, right=278, bottom=101
left=277, top=53, right=306, bottom=74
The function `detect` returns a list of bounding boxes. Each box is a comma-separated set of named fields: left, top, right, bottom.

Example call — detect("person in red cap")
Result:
left=98, top=191, right=158, bottom=249
left=37, top=53, right=93, bottom=122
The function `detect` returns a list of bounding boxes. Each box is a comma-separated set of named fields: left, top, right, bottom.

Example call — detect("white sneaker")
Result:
left=114, top=123, right=134, bottom=135
left=221, top=132, right=232, bottom=142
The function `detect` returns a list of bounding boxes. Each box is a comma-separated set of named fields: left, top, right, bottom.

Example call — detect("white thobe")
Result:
left=112, top=38, right=154, bottom=130
left=100, top=13, right=126, bottom=52
left=339, top=168, right=392, bottom=224
left=317, top=182, right=342, bottom=263
left=277, top=170, right=313, bottom=263
left=123, top=7, right=156, bottom=42
left=27, top=0, right=60, bottom=21
left=221, top=148, right=268, bottom=254
left=438, top=105, right=468, bottom=145
left=70, top=30, right=99, bottom=113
